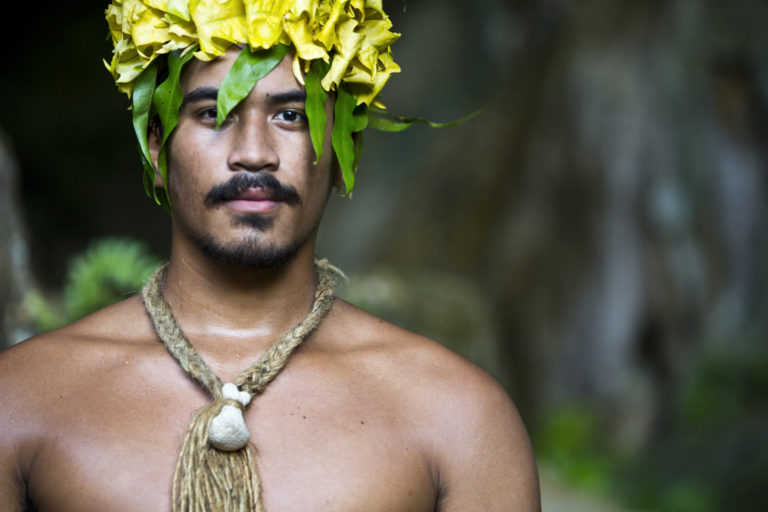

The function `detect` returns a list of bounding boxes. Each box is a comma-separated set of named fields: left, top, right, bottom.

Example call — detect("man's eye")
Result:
left=197, top=107, right=217, bottom=121
left=276, top=110, right=306, bottom=123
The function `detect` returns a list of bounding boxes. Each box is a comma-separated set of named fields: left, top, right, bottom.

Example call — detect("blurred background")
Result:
left=1, top=1, right=767, bottom=510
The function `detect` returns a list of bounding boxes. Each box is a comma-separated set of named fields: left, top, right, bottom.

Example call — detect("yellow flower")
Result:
left=189, top=0, right=247, bottom=58
left=355, top=18, right=399, bottom=74
left=105, top=0, right=400, bottom=105
left=242, top=0, right=289, bottom=50
left=166, top=0, right=192, bottom=21
left=320, top=18, right=363, bottom=90
left=283, top=0, right=328, bottom=62
left=132, top=6, right=173, bottom=59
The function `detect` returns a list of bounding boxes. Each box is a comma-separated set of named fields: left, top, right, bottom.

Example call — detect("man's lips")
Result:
left=224, top=187, right=282, bottom=213
left=237, top=187, right=273, bottom=201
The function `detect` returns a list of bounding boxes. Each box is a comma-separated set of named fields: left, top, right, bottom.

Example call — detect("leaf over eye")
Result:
left=305, top=59, right=330, bottom=164
left=153, top=49, right=196, bottom=209
left=154, top=49, right=196, bottom=147
left=216, top=44, right=289, bottom=128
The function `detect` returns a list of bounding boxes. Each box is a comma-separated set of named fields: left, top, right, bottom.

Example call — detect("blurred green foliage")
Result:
left=25, top=237, right=160, bottom=331
left=535, top=407, right=614, bottom=496
left=340, top=266, right=503, bottom=383
left=536, top=335, right=768, bottom=512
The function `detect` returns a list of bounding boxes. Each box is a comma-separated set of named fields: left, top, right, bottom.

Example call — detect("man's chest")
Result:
left=25, top=367, right=437, bottom=511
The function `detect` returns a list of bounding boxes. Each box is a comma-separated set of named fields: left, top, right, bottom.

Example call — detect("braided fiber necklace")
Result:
left=141, top=259, right=341, bottom=512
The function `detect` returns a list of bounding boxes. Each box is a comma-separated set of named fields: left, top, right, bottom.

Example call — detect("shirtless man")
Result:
left=0, top=2, right=540, bottom=510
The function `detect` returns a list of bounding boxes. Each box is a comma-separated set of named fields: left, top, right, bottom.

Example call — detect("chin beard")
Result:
left=199, top=236, right=300, bottom=270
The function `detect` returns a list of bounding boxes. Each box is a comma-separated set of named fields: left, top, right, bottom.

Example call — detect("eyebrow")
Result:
left=265, top=90, right=307, bottom=105
left=182, top=87, right=219, bottom=106
left=182, top=87, right=307, bottom=108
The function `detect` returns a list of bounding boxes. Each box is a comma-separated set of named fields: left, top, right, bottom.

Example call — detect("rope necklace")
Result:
left=141, top=259, right=341, bottom=511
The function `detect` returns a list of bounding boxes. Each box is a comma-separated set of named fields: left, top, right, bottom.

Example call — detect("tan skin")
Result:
left=0, top=52, right=540, bottom=511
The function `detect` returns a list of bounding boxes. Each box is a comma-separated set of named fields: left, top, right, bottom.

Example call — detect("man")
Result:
left=0, top=1, right=540, bottom=510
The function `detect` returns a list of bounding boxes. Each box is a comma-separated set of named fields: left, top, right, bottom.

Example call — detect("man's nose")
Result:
left=226, top=115, right=279, bottom=173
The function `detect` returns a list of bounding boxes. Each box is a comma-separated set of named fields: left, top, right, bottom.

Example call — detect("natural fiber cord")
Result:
left=141, top=259, right=342, bottom=511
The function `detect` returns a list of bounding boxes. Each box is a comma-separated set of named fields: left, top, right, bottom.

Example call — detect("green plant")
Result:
left=535, top=405, right=614, bottom=495
left=25, top=237, right=160, bottom=331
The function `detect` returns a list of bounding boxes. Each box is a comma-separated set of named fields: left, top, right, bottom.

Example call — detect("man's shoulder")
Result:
left=0, top=294, right=157, bottom=392
left=0, top=295, right=163, bottom=486
left=325, top=299, right=516, bottom=420
left=324, top=299, right=539, bottom=508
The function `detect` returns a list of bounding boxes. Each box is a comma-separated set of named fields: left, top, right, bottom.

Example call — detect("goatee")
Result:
left=199, top=235, right=300, bottom=270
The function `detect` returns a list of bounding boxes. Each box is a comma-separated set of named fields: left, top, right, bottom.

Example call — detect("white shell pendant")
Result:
left=208, top=382, right=252, bottom=451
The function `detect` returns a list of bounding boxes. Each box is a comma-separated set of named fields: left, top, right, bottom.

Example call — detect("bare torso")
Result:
left=0, top=295, right=539, bottom=511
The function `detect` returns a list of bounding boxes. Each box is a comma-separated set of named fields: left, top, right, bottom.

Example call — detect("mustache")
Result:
left=204, top=173, right=302, bottom=207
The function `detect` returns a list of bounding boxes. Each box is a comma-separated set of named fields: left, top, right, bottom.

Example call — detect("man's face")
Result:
left=158, top=50, right=337, bottom=269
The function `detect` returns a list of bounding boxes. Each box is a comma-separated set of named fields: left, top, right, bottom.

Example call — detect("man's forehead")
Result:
left=180, top=50, right=301, bottom=95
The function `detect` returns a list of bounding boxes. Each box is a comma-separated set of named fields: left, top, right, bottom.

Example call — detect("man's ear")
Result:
left=148, top=121, right=165, bottom=188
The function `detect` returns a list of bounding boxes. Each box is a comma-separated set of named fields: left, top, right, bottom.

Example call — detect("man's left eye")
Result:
left=276, top=110, right=306, bottom=123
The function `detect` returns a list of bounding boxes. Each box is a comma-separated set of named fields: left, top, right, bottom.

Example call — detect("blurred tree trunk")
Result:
left=380, top=0, right=768, bottom=448
left=0, top=127, right=35, bottom=348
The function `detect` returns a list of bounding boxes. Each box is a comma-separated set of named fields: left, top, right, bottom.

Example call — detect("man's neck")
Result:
left=160, top=242, right=319, bottom=358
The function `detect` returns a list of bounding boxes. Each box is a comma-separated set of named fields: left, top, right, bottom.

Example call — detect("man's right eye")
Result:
left=196, top=107, right=218, bottom=121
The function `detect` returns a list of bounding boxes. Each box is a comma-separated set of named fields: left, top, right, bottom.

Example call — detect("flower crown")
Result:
left=106, top=0, right=401, bottom=105
left=105, top=0, right=469, bottom=208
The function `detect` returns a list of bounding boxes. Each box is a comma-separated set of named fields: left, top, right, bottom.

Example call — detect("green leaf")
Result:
left=154, top=49, right=196, bottom=147
left=332, top=85, right=357, bottom=194
left=352, top=103, right=369, bottom=132
left=305, top=59, right=329, bottom=164
left=216, top=44, right=289, bottom=128
left=132, top=60, right=158, bottom=177
left=366, top=114, right=411, bottom=132
left=367, top=109, right=482, bottom=132
left=142, top=164, right=152, bottom=197
left=131, top=62, right=163, bottom=207
left=155, top=148, right=172, bottom=213
left=152, top=49, right=196, bottom=211
left=353, top=130, right=365, bottom=173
